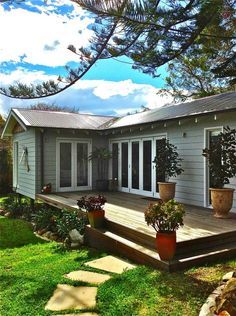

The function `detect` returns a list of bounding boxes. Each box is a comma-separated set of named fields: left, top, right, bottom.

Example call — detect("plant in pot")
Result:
left=153, top=138, right=184, bottom=202
left=89, top=147, right=112, bottom=191
left=77, top=195, right=107, bottom=228
left=144, top=199, right=185, bottom=261
left=202, top=126, right=236, bottom=218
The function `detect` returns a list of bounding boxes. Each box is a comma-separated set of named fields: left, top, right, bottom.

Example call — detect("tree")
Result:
left=30, top=103, right=80, bottom=112
left=161, top=51, right=233, bottom=103
left=0, top=0, right=235, bottom=99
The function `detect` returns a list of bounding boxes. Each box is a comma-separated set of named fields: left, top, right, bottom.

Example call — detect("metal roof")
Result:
left=12, top=108, right=116, bottom=130
left=107, top=92, right=236, bottom=129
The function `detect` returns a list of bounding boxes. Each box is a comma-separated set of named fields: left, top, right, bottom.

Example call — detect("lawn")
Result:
left=0, top=216, right=236, bottom=316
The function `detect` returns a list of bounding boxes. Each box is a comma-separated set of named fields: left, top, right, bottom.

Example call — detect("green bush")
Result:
left=55, top=209, right=87, bottom=239
left=32, top=205, right=61, bottom=232
left=0, top=148, right=12, bottom=194
left=0, top=195, right=23, bottom=218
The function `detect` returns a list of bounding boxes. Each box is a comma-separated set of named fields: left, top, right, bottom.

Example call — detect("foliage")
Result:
left=32, top=205, right=61, bottom=232
left=213, top=277, right=236, bottom=315
left=202, top=126, right=236, bottom=188
left=0, top=1, right=235, bottom=98
left=153, top=138, right=184, bottom=181
left=161, top=52, right=233, bottom=103
left=30, top=102, right=80, bottom=113
left=144, top=200, right=185, bottom=233
left=0, top=195, right=24, bottom=218
left=77, top=195, right=107, bottom=212
left=55, top=209, right=87, bottom=239
left=88, top=147, right=112, bottom=180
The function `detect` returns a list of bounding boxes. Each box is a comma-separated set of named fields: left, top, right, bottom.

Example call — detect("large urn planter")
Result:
left=87, top=210, right=105, bottom=228
left=156, top=231, right=176, bottom=261
left=158, top=182, right=176, bottom=202
left=210, top=188, right=235, bottom=218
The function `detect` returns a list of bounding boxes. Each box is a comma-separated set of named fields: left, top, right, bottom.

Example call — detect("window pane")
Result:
left=156, top=139, right=166, bottom=192
left=77, top=143, right=88, bottom=186
left=121, top=142, right=128, bottom=187
left=132, top=141, right=139, bottom=189
left=60, top=143, right=71, bottom=187
left=112, top=143, right=119, bottom=180
left=143, top=140, right=152, bottom=191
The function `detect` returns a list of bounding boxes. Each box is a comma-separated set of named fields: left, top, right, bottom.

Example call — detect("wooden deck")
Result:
left=36, top=191, right=236, bottom=271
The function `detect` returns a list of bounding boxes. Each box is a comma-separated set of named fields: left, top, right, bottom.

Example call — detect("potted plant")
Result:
left=202, top=126, right=236, bottom=218
left=153, top=138, right=184, bottom=202
left=89, top=147, right=112, bottom=191
left=144, top=199, right=185, bottom=260
left=77, top=195, right=107, bottom=228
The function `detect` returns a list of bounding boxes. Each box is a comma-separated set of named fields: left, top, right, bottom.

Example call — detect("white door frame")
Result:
left=203, top=126, right=223, bottom=207
left=109, top=133, right=167, bottom=196
left=56, top=138, right=92, bottom=192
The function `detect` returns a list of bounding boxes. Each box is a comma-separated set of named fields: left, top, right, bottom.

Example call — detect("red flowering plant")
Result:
left=144, top=200, right=185, bottom=233
left=77, top=195, right=107, bottom=212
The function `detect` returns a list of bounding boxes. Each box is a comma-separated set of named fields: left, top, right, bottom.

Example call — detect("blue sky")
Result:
left=0, top=0, right=173, bottom=117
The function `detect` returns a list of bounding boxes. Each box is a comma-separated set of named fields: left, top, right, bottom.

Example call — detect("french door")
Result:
left=111, top=136, right=166, bottom=197
left=56, top=139, right=92, bottom=192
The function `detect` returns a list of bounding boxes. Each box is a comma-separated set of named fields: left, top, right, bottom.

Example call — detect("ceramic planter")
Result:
left=156, top=231, right=176, bottom=261
left=209, top=188, right=235, bottom=218
left=158, top=182, right=176, bottom=202
left=87, top=210, right=105, bottom=228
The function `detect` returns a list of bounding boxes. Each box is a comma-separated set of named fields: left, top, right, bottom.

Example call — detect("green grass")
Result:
left=1, top=216, right=236, bottom=316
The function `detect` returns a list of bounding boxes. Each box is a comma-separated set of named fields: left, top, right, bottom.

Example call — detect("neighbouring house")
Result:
left=1, top=92, right=236, bottom=211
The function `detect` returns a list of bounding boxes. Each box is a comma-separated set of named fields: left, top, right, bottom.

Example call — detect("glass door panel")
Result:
left=60, top=142, right=72, bottom=188
left=121, top=142, right=128, bottom=188
left=155, top=138, right=166, bottom=192
left=77, top=143, right=88, bottom=187
left=143, top=140, right=152, bottom=191
left=132, top=141, right=139, bottom=189
left=112, top=143, right=119, bottom=180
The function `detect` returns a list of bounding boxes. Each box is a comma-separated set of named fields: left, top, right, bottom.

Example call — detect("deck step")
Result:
left=84, top=225, right=236, bottom=272
left=105, top=218, right=236, bottom=256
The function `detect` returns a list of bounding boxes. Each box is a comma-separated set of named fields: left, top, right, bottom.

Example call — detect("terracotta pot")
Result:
left=158, top=182, right=176, bottom=202
left=87, top=210, right=105, bottom=228
left=210, top=188, right=235, bottom=218
left=156, top=231, right=176, bottom=261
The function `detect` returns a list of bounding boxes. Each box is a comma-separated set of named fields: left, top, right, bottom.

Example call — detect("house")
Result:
left=2, top=92, right=236, bottom=211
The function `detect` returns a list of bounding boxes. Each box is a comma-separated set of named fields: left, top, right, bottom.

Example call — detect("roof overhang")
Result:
left=1, top=109, right=27, bottom=138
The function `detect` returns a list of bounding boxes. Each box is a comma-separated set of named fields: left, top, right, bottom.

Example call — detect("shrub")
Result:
left=0, top=195, right=24, bottom=218
left=55, top=209, right=87, bottom=239
left=144, top=199, right=185, bottom=233
left=32, top=205, right=61, bottom=232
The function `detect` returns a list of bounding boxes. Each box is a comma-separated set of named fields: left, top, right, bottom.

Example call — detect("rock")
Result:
left=4, top=212, right=11, bottom=218
left=222, top=271, right=236, bottom=282
left=70, top=242, right=81, bottom=249
left=69, top=229, right=84, bottom=244
left=43, top=231, right=53, bottom=239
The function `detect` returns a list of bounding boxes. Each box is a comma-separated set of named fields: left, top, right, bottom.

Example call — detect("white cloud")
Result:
left=0, top=3, right=94, bottom=67
left=0, top=70, right=173, bottom=117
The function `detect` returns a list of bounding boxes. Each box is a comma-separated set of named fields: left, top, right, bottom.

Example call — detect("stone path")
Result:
left=45, top=255, right=136, bottom=315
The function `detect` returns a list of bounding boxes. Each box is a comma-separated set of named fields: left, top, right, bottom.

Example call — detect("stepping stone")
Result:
left=84, top=255, right=136, bottom=274
left=45, top=284, right=97, bottom=311
left=64, top=270, right=111, bottom=284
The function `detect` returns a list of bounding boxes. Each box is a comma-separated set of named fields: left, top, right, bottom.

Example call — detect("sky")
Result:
left=0, top=0, right=173, bottom=117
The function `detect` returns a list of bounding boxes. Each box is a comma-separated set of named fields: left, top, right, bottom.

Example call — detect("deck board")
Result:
left=36, top=191, right=236, bottom=242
